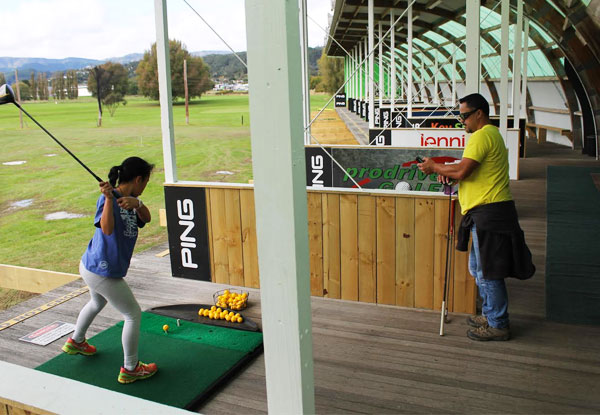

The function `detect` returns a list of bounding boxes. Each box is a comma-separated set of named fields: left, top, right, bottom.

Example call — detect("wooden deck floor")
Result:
left=1, top=139, right=600, bottom=414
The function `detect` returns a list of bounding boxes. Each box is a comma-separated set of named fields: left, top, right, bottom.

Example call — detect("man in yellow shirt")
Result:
left=418, top=93, right=535, bottom=341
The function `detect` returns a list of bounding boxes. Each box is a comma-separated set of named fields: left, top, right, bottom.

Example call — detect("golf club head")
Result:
left=0, top=84, right=16, bottom=105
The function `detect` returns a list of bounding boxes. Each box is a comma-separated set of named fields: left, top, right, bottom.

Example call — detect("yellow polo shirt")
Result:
left=459, top=124, right=512, bottom=214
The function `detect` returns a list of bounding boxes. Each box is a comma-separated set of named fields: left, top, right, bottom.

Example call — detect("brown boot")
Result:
left=466, top=315, right=488, bottom=328
left=467, top=325, right=510, bottom=341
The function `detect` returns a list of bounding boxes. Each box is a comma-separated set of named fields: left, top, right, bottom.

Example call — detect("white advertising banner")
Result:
left=370, top=128, right=520, bottom=180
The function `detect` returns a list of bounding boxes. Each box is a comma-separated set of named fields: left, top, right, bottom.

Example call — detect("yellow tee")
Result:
left=458, top=124, right=512, bottom=214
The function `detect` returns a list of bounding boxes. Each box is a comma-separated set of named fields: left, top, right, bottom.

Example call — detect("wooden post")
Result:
left=14, top=69, right=23, bottom=129
left=245, top=0, right=315, bottom=412
left=184, top=59, right=189, bottom=125
left=154, top=0, right=177, bottom=183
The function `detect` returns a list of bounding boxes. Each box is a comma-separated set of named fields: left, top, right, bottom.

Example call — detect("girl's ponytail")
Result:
left=107, top=157, right=154, bottom=188
left=108, top=165, right=121, bottom=187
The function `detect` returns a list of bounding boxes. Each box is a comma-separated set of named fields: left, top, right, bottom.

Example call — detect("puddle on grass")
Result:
left=3, top=160, right=27, bottom=165
left=215, top=170, right=234, bottom=175
left=44, top=211, right=86, bottom=220
left=11, top=199, right=34, bottom=208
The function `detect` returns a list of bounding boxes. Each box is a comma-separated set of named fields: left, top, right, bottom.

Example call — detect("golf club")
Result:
left=1, top=83, right=104, bottom=183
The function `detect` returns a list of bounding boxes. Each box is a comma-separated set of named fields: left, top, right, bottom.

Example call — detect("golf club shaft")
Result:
left=440, top=192, right=452, bottom=336
left=15, top=103, right=103, bottom=183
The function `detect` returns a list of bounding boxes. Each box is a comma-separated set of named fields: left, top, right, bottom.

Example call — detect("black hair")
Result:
left=459, top=93, right=490, bottom=117
left=108, top=156, right=155, bottom=187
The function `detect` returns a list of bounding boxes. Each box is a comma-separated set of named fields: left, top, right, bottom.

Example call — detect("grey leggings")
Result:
left=73, top=261, right=141, bottom=370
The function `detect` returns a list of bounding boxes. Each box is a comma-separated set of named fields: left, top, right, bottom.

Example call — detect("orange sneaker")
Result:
left=117, top=361, right=158, bottom=384
left=62, top=338, right=97, bottom=356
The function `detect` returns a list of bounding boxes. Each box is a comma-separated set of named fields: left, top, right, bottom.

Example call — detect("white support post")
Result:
left=465, top=0, right=481, bottom=94
left=364, top=37, right=368, bottom=109
left=299, top=0, right=311, bottom=145
left=407, top=2, right=413, bottom=117
left=420, top=54, right=425, bottom=103
left=434, top=51, right=439, bottom=104
left=452, top=45, right=457, bottom=106
left=353, top=47, right=358, bottom=100
left=154, top=0, right=177, bottom=183
left=512, top=0, right=523, bottom=121
left=244, top=1, right=315, bottom=413
left=358, top=41, right=363, bottom=101
left=368, top=0, right=374, bottom=128
left=499, top=0, right=510, bottom=141
left=378, top=21, right=383, bottom=107
left=520, top=18, right=530, bottom=122
left=390, top=10, right=396, bottom=112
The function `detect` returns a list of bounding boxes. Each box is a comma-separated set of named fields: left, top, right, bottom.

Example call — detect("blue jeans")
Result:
left=469, top=225, right=509, bottom=329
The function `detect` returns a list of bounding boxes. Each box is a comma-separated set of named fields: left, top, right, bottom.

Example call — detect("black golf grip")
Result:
left=416, top=156, right=424, bottom=163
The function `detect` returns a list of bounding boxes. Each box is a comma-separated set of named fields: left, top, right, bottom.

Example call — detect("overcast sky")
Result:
left=1, top=0, right=332, bottom=60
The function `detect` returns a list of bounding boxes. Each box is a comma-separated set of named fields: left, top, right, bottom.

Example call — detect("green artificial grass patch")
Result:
left=36, top=312, right=263, bottom=409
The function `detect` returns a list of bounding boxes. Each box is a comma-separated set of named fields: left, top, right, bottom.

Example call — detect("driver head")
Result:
left=0, top=84, right=16, bottom=105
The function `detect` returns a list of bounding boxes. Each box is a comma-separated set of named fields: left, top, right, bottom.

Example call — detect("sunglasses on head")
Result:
left=459, top=108, right=480, bottom=121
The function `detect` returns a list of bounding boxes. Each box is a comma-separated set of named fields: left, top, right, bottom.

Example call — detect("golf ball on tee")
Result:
left=162, top=324, right=169, bottom=332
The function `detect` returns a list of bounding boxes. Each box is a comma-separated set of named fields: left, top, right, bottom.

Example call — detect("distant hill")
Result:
left=191, top=50, right=230, bottom=57
left=0, top=48, right=324, bottom=84
left=0, top=57, right=102, bottom=74
left=202, top=46, right=323, bottom=80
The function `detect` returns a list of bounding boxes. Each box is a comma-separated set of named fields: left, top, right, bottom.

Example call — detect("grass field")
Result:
left=0, top=93, right=333, bottom=278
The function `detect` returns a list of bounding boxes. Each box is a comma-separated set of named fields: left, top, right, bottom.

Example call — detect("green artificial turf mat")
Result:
left=546, top=166, right=600, bottom=325
left=125, top=312, right=263, bottom=353
left=36, top=312, right=263, bottom=409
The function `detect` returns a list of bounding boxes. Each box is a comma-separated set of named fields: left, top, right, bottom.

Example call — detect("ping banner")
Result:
left=335, top=93, right=347, bottom=107
left=164, top=186, right=211, bottom=280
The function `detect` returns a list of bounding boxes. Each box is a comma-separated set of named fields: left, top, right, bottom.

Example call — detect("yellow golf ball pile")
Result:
left=198, top=306, right=244, bottom=323
left=215, top=289, right=248, bottom=310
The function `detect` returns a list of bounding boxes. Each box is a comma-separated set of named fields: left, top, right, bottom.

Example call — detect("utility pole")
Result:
left=14, top=69, right=23, bottom=129
left=184, top=59, right=189, bottom=125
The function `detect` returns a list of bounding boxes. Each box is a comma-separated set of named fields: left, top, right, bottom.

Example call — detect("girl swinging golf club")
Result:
left=62, top=156, right=158, bottom=384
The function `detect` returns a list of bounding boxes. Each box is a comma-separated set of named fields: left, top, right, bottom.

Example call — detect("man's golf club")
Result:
left=1, top=83, right=105, bottom=184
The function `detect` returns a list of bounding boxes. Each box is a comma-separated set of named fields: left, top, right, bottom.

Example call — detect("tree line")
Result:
left=0, top=40, right=344, bottom=125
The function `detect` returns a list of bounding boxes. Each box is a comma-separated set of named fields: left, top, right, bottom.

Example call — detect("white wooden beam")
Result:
left=520, top=18, right=530, bottom=123
left=154, top=0, right=177, bottom=183
left=465, top=0, right=481, bottom=94
left=368, top=0, right=375, bottom=128
left=244, top=1, right=315, bottom=412
left=512, top=0, right=523, bottom=119
left=390, top=10, right=396, bottom=112
left=499, top=0, right=510, bottom=141
left=299, top=0, right=311, bottom=145
left=407, top=2, right=413, bottom=117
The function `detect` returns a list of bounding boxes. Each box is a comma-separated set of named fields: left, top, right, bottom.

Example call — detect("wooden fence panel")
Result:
left=209, top=188, right=229, bottom=284
left=198, top=186, right=474, bottom=313
left=240, top=189, right=260, bottom=288
left=376, top=197, right=396, bottom=305
left=340, top=194, right=358, bottom=301
left=433, top=198, right=451, bottom=311
left=307, top=193, right=324, bottom=296
left=395, top=198, right=415, bottom=307
left=224, top=189, right=244, bottom=287
left=358, top=195, right=376, bottom=303
left=415, top=198, right=435, bottom=309
left=323, top=194, right=341, bottom=298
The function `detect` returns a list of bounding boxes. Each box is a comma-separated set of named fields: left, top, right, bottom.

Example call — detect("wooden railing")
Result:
left=197, top=185, right=476, bottom=314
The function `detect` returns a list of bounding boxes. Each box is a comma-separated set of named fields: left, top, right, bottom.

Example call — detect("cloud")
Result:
left=0, top=0, right=331, bottom=60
